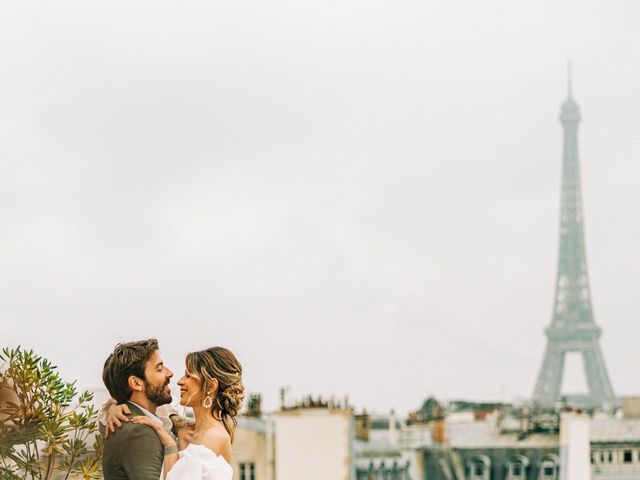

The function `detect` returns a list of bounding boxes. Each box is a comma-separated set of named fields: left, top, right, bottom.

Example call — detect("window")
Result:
left=506, top=455, right=529, bottom=479
left=624, top=450, right=633, bottom=463
left=507, top=463, right=525, bottom=479
left=539, top=458, right=558, bottom=480
left=239, top=462, right=255, bottom=480
left=468, top=456, right=490, bottom=480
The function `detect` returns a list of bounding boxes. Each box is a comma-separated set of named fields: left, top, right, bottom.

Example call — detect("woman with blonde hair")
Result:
left=131, top=346, right=244, bottom=480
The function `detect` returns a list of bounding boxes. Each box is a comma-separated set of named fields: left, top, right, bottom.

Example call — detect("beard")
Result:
left=145, top=380, right=172, bottom=406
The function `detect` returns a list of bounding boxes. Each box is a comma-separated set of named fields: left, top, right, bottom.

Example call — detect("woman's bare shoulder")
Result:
left=198, top=427, right=232, bottom=462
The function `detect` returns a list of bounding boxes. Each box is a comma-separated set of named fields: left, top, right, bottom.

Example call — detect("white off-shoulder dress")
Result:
left=167, top=443, right=233, bottom=480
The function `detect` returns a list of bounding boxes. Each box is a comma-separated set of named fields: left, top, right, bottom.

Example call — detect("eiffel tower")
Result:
left=532, top=71, right=617, bottom=409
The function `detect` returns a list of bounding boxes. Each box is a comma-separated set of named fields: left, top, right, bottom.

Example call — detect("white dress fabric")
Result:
left=167, top=443, right=233, bottom=480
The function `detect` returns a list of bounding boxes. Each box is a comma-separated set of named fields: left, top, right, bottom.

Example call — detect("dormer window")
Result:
left=467, top=455, right=491, bottom=480
left=506, top=455, right=529, bottom=479
left=538, top=455, right=559, bottom=480
left=542, top=464, right=556, bottom=477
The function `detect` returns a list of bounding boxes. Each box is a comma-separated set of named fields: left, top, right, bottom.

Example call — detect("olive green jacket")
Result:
left=102, top=402, right=164, bottom=480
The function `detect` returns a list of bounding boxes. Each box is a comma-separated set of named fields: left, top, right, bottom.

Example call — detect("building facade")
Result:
left=272, top=400, right=354, bottom=480
left=232, top=415, right=273, bottom=480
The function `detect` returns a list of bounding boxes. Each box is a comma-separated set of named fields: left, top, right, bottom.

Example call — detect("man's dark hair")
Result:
left=102, top=339, right=159, bottom=404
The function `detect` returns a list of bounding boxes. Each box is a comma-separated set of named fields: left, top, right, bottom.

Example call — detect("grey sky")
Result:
left=2, top=1, right=639, bottom=415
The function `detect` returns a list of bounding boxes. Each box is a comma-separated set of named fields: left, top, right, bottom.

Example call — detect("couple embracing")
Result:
left=101, top=339, right=244, bottom=480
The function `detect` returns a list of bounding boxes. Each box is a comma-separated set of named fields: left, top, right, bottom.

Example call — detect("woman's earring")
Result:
left=202, top=395, right=213, bottom=409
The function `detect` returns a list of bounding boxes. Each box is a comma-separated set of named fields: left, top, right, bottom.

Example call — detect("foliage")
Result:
left=0, top=347, right=103, bottom=480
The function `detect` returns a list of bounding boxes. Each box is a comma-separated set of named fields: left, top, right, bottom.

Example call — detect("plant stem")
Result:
left=33, top=439, right=42, bottom=480
left=62, top=423, right=81, bottom=480
left=43, top=452, right=55, bottom=480
left=23, top=441, right=32, bottom=480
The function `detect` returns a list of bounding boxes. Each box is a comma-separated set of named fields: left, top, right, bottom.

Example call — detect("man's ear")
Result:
left=128, top=375, right=144, bottom=393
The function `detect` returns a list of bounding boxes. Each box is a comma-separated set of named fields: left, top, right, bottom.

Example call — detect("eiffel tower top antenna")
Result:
left=567, top=59, right=573, bottom=98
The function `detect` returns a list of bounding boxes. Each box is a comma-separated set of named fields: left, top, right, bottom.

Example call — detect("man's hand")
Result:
left=105, top=403, right=131, bottom=439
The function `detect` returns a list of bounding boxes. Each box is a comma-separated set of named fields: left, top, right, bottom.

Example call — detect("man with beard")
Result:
left=102, top=339, right=173, bottom=480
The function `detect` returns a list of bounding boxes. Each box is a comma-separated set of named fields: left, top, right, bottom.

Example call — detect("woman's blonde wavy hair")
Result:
left=185, top=346, right=244, bottom=442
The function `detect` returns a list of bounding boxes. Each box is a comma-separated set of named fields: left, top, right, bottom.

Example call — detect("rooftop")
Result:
left=443, top=417, right=640, bottom=449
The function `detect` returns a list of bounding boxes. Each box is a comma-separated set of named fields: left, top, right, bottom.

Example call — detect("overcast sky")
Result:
left=2, top=1, right=639, bottom=415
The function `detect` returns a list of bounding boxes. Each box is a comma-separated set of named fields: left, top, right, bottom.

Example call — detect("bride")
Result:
left=131, top=346, right=244, bottom=480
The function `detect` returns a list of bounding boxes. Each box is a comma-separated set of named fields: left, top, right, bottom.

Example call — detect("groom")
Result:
left=101, top=339, right=174, bottom=480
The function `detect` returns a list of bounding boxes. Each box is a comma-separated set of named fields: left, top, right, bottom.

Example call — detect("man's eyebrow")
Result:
left=156, top=362, right=164, bottom=368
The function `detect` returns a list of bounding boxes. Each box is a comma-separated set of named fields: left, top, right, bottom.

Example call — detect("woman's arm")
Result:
left=100, top=399, right=131, bottom=438
left=176, top=424, right=195, bottom=452
left=169, top=414, right=195, bottom=439
left=130, top=416, right=180, bottom=479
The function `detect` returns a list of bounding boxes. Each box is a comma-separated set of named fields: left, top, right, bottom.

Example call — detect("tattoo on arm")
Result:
left=170, top=415, right=195, bottom=434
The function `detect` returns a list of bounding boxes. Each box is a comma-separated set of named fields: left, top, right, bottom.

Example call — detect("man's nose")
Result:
left=167, top=369, right=174, bottom=378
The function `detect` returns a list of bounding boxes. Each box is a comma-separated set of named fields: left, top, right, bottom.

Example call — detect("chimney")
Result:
left=520, top=405, right=531, bottom=433
left=560, top=409, right=591, bottom=480
left=279, top=387, right=287, bottom=411
left=389, top=409, right=398, bottom=445
left=355, top=409, right=370, bottom=441
left=246, top=393, right=262, bottom=417
left=431, top=406, right=446, bottom=444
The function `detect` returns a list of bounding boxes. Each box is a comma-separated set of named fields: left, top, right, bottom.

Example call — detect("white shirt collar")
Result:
left=130, top=402, right=163, bottom=426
